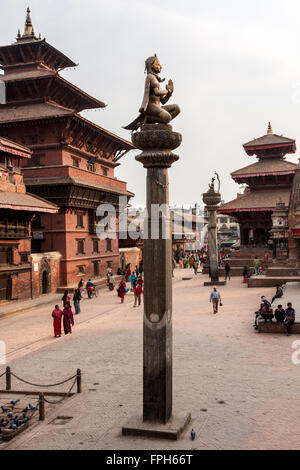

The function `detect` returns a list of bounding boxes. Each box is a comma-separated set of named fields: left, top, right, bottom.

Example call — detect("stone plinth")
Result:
left=122, top=412, right=191, bottom=440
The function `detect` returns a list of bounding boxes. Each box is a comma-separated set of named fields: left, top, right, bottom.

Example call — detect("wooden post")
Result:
left=76, top=369, right=82, bottom=393
left=39, top=392, right=45, bottom=421
left=6, top=366, right=11, bottom=391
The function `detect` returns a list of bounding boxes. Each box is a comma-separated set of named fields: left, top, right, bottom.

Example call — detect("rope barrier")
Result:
left=10, top=372, right=77, bottom=388
left=43, top=378, right=77, bottom=405
left=0, top=371, right=6, bottom=378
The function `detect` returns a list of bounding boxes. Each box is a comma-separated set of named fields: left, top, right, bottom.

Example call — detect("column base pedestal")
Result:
left=204, top=280, right=227, bottom=286
left=122, top=412, right=191, bottom=440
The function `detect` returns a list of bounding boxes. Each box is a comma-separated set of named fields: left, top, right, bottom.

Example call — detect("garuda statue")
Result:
left=124, top=54, right=180, bottom=131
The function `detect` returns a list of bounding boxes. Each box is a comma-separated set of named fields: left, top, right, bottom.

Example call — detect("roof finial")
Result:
left=267, top=122, right=273, bottom=135
left=16, top=6, right=39, bottom=42
left=24, top=7, right=34, bottom=37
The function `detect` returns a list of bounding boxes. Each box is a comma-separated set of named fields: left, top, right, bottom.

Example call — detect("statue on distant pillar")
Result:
left=124, top=54, right=181, bottom=131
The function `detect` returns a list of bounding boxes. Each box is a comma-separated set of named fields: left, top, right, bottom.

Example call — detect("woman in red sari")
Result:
left=117, top=280, right=127, bottom=303
left=125, top=267, right=131, bottom=282
left=52, top=304, right=63, bottom=338
left=63, top=302, right=74, bottom=335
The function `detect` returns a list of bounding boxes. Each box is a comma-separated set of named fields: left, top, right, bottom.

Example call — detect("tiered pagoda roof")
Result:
left=219, top=123, right=297, bottom=215
left=243, top=122, right=296, bottom=158
left=231, top=159, right=296, bottom=183
left=0, top=7, right=134, bottom=160
left=218, top=188, right=291, bottom=213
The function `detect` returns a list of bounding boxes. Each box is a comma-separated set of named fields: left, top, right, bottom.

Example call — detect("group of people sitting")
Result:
left=254, top=288, right=295, bottom=335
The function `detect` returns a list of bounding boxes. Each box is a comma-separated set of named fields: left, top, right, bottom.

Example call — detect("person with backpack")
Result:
left=254, top=296, right=273, bottom=329
left=133, top=279, right=144, bottom=307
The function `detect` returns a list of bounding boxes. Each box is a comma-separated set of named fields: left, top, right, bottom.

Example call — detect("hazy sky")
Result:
left=1, top=0, right=300, bottom=206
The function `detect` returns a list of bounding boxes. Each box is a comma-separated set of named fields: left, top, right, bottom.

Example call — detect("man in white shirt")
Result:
left=210, top=287, right=222, bottom=314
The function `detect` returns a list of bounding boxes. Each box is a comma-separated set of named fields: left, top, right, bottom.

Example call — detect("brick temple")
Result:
left=0, top=8, right=134, bottom=287
left=219, top=123, right=297, bottom=252
left=0, top=136, right=58, bottom=300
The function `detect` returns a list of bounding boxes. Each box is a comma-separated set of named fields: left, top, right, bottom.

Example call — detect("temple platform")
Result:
left=248, top=275, right=300, bottom=288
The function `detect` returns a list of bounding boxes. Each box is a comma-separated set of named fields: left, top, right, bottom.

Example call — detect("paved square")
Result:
left=0, top=270, right=299, bottom=450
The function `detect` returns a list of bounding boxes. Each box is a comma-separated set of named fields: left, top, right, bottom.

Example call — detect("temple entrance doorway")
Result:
left=254, top=228, right=267, bottom=246
left=0, top=274, right=11, bottom=300
left=42, top=270, right=49, bottom=294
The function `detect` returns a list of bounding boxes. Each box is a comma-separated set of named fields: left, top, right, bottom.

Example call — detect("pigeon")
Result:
left=28, top=404, right=36, bottom=410
left=191, top=429, right=196, bottom=440
left=1, top=406, right=8, bottom=412
left=10, top=400, right=19, bottom=406
left=22, top=407, right=28, bottom=413
left=13, top=415, right=19, bottom=421
left=10, top=423, right=17, bottom=430
left=7, top=412, right=13, bottom=418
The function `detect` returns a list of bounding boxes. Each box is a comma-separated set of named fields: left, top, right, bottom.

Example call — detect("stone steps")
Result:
left=202, top=266, right=252, bottom=276
left=266, top=267, right=300, bottom=277
left=248, top=276, right=300, bottom=288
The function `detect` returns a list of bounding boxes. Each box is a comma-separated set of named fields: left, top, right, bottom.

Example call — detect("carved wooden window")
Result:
left=19, top=252, right=29, bottom=263
left=87, top=158, right=97, bottom=172
left=25, top=154, right=45, bottom=167
left=106, top=261, right=112, bottom=269
left=77, top=265, right=86, bottom=275
left=106, top=238, right=112, bottom=252
left=93, top=238, right=99, bottom=253
left=76, top=213, right=84, bottom=228
left=102, top=166, right=108, bottom=176
left=93, top=261, right=100, bottom=277
left=72, top=156, right=80, bottom=168
left=76, top=239, right=85, bottom=255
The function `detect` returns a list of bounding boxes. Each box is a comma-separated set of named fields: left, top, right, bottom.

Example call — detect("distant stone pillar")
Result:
left=122, top=123, right=191, bottom=438
left=202, top=184, right=225, bottom=286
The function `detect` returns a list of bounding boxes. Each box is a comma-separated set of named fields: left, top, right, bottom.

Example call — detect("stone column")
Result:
left=122, top=123, right=191, bottom=439
left=202, top=186, right=226, bottom=286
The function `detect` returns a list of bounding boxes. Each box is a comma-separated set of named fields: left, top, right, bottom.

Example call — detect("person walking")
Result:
left=253, top=256, right=260, bottom=275
left=210, top=287, right=222, bottom=314
left=73, top=288, right=81, bottom=315
left=52, top=305, right=63, bottom=338
left=224, top=262, right=231, bottom=281
left=133, top=278, right=144, bottom=307
left=117, top=280, right=127, bottom=303
left=129, top=271, right=137, bottom=291
left=193, top=260, right=199, bottom=275
left=243, top=266, right=249, bottom=284
left=63, top=302, right=74, bottom=335
left=284, top=302, right=295, bottom=336
left=62, top=290, right=70, bottom=308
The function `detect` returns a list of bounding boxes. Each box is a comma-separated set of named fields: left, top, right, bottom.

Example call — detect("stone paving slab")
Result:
left=0, top=270, right=300, bottom=450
